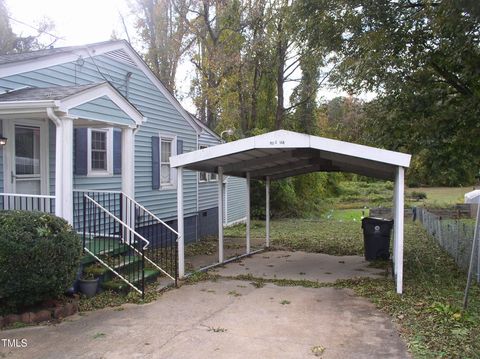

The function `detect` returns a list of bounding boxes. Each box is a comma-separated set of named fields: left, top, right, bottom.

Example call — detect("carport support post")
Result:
left=177, top=166, right=185, bottom=278
left=246, top=172, right=251, bottom=254
left=266, top=176, right=270, bottom=248
left=218, top=166, right=224, bottom=263
left=393, top=166, right=405, bottom=294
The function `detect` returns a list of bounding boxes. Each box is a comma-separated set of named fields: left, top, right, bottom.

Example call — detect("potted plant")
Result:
left=78, top=264, right=106, bottom=298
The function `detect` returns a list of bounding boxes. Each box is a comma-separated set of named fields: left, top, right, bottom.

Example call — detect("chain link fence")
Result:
left=418, top=207, right=479, bottom=283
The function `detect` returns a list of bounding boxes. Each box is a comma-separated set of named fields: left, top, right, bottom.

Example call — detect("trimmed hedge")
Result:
left=0, top=211, right=82, bottom=314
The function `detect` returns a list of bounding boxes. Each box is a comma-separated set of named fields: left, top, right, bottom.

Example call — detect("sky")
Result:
left=6, top=0, right=371, bottom=113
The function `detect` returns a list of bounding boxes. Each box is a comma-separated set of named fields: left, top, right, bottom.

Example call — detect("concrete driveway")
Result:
left=1, top=252, right=409, bottom=359
left=211, top=250, right=386, bottom=282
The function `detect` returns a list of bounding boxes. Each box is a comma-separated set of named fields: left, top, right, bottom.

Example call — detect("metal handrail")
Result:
left=73, top=189, right=122, bottom=194
left=122, top=192, right=180, bottom=237
left=83, top=194, right=175, bottom=282
left=84, top=195, right=150, bottom=249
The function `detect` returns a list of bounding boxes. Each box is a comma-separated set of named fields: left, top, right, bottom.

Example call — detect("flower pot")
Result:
left=78, top=278, right=99, bottom=298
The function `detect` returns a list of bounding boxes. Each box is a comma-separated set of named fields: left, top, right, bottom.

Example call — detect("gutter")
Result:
left=46, top=107, right=64, bottom=218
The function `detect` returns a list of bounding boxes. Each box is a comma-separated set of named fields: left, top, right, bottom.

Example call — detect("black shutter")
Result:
left=177, top=139, right=183, bottom=155
left=113, top=129, right=122, bottom=175
left=152, top=136, right=160, bottom=189
left=74, top=128, right=88, bottom=175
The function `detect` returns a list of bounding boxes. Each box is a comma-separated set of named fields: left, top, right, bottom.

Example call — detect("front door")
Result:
left=4, top=120, right=48, bottom=195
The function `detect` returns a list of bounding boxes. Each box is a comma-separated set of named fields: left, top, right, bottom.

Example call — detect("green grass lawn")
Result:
left=408, top=186, right=472, bottom=207
left=225, top=219, right=480, bottom=358
left=322, top=208, right=369, bottom=221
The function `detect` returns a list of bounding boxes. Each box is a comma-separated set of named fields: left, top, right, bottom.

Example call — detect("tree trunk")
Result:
left=275, top=18, right=286, bottom=130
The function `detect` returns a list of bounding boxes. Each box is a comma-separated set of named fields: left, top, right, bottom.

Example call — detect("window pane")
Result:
left=91, top=130, right=107, bottom=171
left=199, top=172, right=207, bottom=181
left=92, top=151, right=107, bottom=170
left=15, top=126, right=40, bottom=175
left=209, top=173, right=218, bottom=181
left=161, top=140, right=172, bottom=162
left=161, top=164, right=171, bottom=184
left=92, top=131, right=106, bottom=150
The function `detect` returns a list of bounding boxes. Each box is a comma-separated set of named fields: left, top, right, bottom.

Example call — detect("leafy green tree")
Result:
left=297, top=0, right=480, bottom=185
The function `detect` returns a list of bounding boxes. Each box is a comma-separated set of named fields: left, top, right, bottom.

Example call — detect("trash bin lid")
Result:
left=361, top=217, right=394, bottom=230
left=361, top=217, right=394, bottom=224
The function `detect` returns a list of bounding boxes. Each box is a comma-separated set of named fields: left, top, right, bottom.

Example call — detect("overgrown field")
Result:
left=225, top=219, right=365, bottom=255
left=327, top=181, right=469, bottom=210
left=225, top=219, right=480, bottom=358
left=408, top=186, right=471, bottom=207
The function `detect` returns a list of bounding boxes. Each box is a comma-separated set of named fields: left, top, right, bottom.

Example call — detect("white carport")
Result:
left=171, top=130, right=411, bottom=293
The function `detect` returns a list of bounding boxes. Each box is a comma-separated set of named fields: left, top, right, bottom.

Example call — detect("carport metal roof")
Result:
left=171, top=130, right=411, bottom=294
left=170, top=130, right=411, bottom=180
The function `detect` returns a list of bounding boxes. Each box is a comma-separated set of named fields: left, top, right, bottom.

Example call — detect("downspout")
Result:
left=196, top=133, right=199, bottom=242
left=46, top=107, right=63, bottom=219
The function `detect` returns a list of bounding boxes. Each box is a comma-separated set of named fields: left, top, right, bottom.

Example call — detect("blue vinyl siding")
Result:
left=0, top=50, right=198, bottom=221
left=226, top=176, right=247, bottom=225
left=198, top=130, right=221, bottom=211
left=70, top=96, right=135, bottom=127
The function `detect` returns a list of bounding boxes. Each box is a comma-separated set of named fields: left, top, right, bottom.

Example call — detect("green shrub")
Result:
left=0, top=211, right=82, bottom=313
left=408, top=191, right=427, bottom=200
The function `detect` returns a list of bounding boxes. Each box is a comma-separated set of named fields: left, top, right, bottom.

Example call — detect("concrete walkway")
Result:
left=1, top=252, right=408, bottom=359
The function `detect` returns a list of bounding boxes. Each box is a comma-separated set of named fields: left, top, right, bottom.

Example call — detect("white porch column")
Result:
left=54, top=121, right=63, bottom=218
left=121, top=127, right=135, bottom=197
left=266, top=176, right=270, bottom=248
left=177, top=166, right=185, bottom=278
left=121, top=127, right=135, bottom=235
left=246, top=172, right=251, bottom=254
left=218, top=166, right=224, bottom=263
left=61, top=118, right=73, bottom=224
left=393, top=166, right=405, bottom=294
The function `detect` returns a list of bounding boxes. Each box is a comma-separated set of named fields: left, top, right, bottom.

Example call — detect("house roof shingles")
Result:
left=0, top=40, right=116, bottom=65
left=0, top=83, right=103, bottom=102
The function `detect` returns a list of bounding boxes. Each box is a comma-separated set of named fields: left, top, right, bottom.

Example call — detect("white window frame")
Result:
left=159, top=133, right=177, bottom=190
left=198, top=145, right=208, bottom=183
left=198, top=144, right=218, bottom=182
left=87, top=128, right=113, bottom=176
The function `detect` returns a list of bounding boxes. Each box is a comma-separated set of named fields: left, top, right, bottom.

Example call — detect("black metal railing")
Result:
left=0, top=193, right=55, bottom=213
left=134, top=205, right=178, bottom=283
left=73, top=190, right=122, bottom=233
left=83, top=194, right=146, bottom=296
left=77, top=190, right=178, bottom=296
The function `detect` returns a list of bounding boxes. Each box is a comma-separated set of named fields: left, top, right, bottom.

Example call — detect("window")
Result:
left=198, top=145, right=208, bottom=182
left=88, top=128, right=113, bottom=175
left=198, top=144, right=219, bottom=182
left=161, top=138, right=172, bottom=185
left=159, top=134, right=176, bottom=188
left=91, top=130, right=107, bottom=170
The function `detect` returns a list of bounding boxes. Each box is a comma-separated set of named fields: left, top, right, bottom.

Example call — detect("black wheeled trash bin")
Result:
left=361, top=217, right=394, bottom=261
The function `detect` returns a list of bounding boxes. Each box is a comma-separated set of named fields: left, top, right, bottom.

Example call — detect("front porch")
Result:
left=0, top=82, right=143, bottom=223
left=0, top=83, right=178, bottom=296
